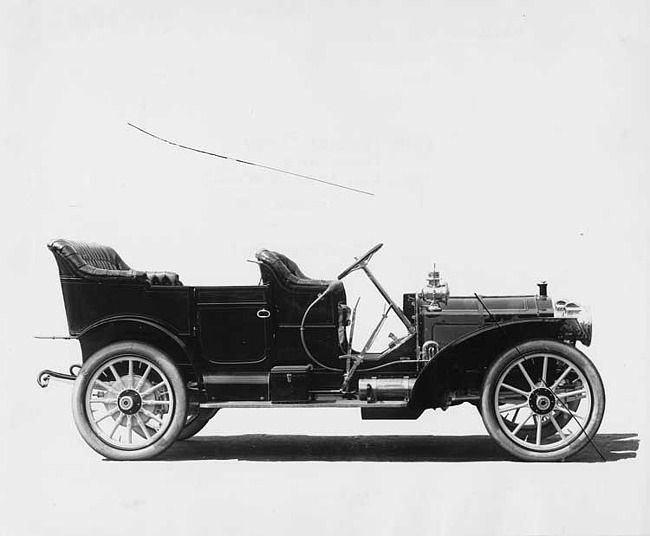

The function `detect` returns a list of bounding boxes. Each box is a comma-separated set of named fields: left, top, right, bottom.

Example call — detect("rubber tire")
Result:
left=72, top=341, right=188, bottom=461
left=177, top=408, right=219, bottom=440
left=480, top=339, right=605, bottom=462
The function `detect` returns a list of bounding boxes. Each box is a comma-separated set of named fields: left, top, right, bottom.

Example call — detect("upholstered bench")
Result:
left=48, top=239, right=182, bottom=286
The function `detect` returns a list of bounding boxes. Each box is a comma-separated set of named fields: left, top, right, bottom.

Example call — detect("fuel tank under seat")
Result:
left=48, top=239, right=182, bottom=286
left=255, top=249, right=346, bottom=324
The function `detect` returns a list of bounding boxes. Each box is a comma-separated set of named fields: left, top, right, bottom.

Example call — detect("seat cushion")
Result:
left=145, top=271, right=182, bottom=286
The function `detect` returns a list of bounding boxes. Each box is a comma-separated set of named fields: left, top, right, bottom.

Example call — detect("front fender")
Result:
left=408, top=318, right=576, bottom=410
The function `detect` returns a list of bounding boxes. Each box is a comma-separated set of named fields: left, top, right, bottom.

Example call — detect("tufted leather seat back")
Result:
left=48, top=239, right=182, bottom=286
left=255, top=249, right=335, bottom=287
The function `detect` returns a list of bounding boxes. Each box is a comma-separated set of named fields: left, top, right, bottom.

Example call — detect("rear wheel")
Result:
left=72, top=341, right=187, bottom=460
left=178, top=408, right=219, bottom=440
left=480, top=340, right=605, bottom=461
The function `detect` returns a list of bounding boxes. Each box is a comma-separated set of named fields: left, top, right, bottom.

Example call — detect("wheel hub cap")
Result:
left=117, top=389, right=142, bottom=415
left=529, top=387, right=555, bottom=415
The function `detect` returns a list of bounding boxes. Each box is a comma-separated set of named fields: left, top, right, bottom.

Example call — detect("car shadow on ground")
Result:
left=156, top=433, right=639, bottom=463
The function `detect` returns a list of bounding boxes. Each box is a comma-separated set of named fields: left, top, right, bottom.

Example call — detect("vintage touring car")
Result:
left=39, top=239, right=604, bottom=461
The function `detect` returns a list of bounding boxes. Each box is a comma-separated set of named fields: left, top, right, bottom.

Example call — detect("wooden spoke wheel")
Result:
left=480, top=340, right=605, bottom=461
left=72, top=341, right=187, bottom=460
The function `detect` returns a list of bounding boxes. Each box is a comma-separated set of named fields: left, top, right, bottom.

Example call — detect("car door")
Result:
left=196, top=286, right=271, bottom=364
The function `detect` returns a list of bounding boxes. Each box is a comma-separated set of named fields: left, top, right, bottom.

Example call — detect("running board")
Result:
left=199, top=400, right=409, bottom=409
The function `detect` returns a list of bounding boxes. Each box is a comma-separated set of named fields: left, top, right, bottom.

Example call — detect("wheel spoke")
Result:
left=140, top=382, right=168, bottom=398
left=128, top=359, right=134, bottom=389
left=135, top=414, right=151, bottom=439
left=90, top=398, right=117, bottom=404
left=142, top=399, right=170, bottom=406
left=141, top=408, right=164, bottom=425
left=556, top=388, right=587, bottom=399
left=550, top=364, right=573, bottom=391
left=94, top=380, right=119, bottom=395
left=94, top=407, right=120, bottom=424
left=555, top=405, right=584, bottom=420
left=135, top=365, right=151, bottom=392
left=500, top=382, right=530, bottom=396
left=109, top=365, right=125, bottom=389
left=550, top=415, right=566, bottom=439
left=512, top=410, right=534, bottom=435
left=541, top=356, right=548, bottom=384
left=535, top=415, right=542, bottom=445
left=126, top=415, right=133, bottom=444
left=518, top=362, right=536, bottom=390
left=109, top=414, right=123, bottom=439
left=499, top=401, right=529, bottom=414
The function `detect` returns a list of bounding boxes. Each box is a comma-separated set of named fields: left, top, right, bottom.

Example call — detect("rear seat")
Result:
left=48, top=239, right=182, bottom=286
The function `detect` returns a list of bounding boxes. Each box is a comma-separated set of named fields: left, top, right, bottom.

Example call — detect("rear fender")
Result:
left=77, top=315, right=199, bottom=383
left=408, top=318, right=571, bottom=410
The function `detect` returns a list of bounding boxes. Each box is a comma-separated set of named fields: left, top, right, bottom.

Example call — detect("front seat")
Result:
left=255, top=249, right=346, bottom=325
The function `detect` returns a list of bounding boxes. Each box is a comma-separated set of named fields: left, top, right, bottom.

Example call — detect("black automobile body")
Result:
left=40, top=239, right=604, bottom=461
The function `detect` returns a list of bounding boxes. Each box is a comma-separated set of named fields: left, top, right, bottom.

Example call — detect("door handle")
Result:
left=256, top=308, right=271, bottom=319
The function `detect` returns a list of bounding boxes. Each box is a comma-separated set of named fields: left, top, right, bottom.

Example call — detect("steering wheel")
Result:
left=337, top=243, right=384, bottom=280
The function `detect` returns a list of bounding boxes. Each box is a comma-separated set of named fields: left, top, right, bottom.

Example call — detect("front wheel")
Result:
left=72, top=341, right=188, bottom=460
left=480, top=340, right=605, bottom=462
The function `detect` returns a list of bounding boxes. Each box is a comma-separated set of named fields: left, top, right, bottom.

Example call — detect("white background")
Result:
left=2, top=1, right=649, bottom=535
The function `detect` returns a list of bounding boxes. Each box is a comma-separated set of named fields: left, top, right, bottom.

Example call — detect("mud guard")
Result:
left=408, top=318, right=572, bottom=411
left=76, top=315, right=198, bottom=382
